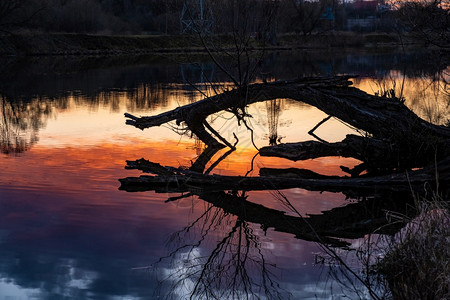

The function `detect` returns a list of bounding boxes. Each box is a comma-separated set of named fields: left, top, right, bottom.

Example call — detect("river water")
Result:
left=0, top=49, right=448, bottom=299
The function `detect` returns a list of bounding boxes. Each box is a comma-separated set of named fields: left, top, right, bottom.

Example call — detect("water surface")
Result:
left=0, top=49, right=448, bottom=299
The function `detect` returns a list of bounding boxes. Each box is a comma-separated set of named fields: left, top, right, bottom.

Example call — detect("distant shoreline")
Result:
left=0, top=32, right=410, bottom=56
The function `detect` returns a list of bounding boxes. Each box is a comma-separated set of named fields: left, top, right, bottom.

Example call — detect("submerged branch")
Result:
left=119, top=158, right=450, bottom=194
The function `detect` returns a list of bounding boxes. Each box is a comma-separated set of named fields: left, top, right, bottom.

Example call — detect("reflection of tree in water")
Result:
left=73, top=83, right=173, bottom=113
left=127, top=173, right=420, bottom=299
left=408, top=73, right=449, bottom=125
left=0, top=94, right=51, bottom=154
left=367, top=67, right=450, bottom=126
left=125, top=83, right=172, bottom=112
left=122, top=154, right=423, bottom=299
left=154, top=196, right=288, bottom=299
left=266, top=99, right=282, bottom=145
left=0, top=82, right=179, bottom=155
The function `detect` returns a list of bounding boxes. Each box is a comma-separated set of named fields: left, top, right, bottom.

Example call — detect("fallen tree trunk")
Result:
left=125, top=75, right=450, bottom=173
left=119, top=158, right=450, bottom=194
left=259, top=134, right=391, bottom=163
left=124, top=75, right=450, bottom=189
left=259, top=134, right=404, bottom=176
left=125, top=76, right=355, bottom=130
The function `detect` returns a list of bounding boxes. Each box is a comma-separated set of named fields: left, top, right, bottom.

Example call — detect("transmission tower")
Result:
left=180, top=0, right=214, bottom=34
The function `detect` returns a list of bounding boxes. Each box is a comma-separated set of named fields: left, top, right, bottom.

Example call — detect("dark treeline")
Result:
left=0, top=0, right=183, bottom=34
left=2, top=0, right=289, bottom=34
left=1, top=0, right=448, bottom=41
left=2, top=0, right=281, bottom=34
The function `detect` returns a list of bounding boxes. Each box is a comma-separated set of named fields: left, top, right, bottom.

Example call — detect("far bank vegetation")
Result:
left=0, top=0, right=448, bottom=50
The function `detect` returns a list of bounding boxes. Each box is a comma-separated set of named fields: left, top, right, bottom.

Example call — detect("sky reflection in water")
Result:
left=0, top=50, right=448, bottom=299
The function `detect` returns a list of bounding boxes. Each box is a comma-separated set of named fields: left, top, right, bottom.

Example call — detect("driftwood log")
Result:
left=124, top=75, right=450, bottom=185
left=119, top=157, right=449, bottom=194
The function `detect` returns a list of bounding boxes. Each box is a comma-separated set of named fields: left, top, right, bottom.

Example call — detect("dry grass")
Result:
left=377, top=193, right=450, bottom=299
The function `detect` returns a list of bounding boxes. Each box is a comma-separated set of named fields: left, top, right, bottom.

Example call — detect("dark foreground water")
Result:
left=0, top=49, right=448, bottom=299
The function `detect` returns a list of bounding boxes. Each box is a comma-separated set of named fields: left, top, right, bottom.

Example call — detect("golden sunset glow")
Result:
left=354, top=71, right=450, bottom=125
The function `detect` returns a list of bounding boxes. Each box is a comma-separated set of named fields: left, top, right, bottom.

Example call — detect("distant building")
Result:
left=346, top=0, right=391, bottom=31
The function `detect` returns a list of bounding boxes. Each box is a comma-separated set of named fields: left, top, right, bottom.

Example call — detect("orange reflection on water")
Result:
left=354, top=71, right=450, bottom=125
left=1, top=80, right=363, bottom=232
left=1, top=135, right=355, bottom=213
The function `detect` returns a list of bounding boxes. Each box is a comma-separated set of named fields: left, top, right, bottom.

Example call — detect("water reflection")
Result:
left=0, top=51, right=448, bottom=155
left=0, top=139, right=362, bottom=299
left=0, top=95, right=51, bottom=154
left=154, top=204, right=289, bottom=299
left=0, top=49, right=448, bottom=299
left=122, top=160, right=417, bottom=298
left=0, top=142, right=188, bottom=299
left=354, top=68, right=450, bottom=125
left=119, top=101, right=421, bottom=299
